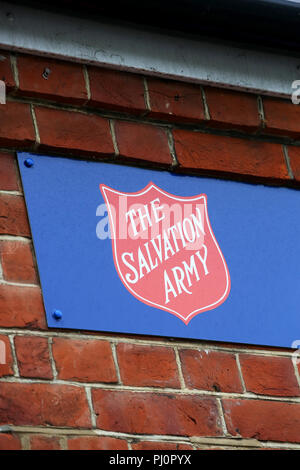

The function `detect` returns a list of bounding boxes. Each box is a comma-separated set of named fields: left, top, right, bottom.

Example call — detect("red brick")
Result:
left=0, top=153, right=19, bottom=191
left=179, top=349, right=242, bottom=393
left=0, top=284, right=46, bottom=329
left=0, top=382, right=91, bottom=427
left=0, top=240, right=37, bottom=283
left=223, top=399, right=300, bottom=443
left=173, top=129, right=289, bottom=181
left=263, top=98, right=300, bottom=138
left=147, top=78, right=205, bottom=123
left=287, top=146, right=300, bottom=182
left=15, top=336, right=53, bottom=379
left=92, top=390, right=222, bottom=436
left=52, top=337, right=117, bottom=383
left=0, top=193, right=30, bottom=236
left=0, top=334, right=14, bottom=378
left=17, top=55, right=88, bottom=105
left=114, top=121, right=171, bottom=165
left=0, top=52, right=15, bottom=91
left=0, top=101, right=35, bottom=147
left=30, top=435, right=61, bottom=450
left=88, top=67, right=146, bottom=115
left=68, top=436, right=128, bottom=450
left=132, top=441, right=193, bottom=450
left=35, top=106, right=114, bottom=157
left=239, top=355, right=299, bottom=397
left=0, top=434, right=21, bottom=450
left=204, top=87, right=260, bottom=131
left=117, top=343, right=180, bottom=388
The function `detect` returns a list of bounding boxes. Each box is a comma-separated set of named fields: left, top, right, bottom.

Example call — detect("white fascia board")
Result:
left=0, top=1, right=298, bottom=98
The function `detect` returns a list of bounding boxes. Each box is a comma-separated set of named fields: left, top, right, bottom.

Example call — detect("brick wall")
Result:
left=0, top=50, right=300, bottom=450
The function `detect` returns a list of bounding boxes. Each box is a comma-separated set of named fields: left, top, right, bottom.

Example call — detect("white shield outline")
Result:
left=100, top=182, right=231, bottom=324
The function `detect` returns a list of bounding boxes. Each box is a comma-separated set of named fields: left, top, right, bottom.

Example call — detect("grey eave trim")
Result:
left=0, top=1, right=298, bottom=98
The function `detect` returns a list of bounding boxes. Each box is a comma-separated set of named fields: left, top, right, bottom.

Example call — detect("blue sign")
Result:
left=18, top=152, right=300, bottom=348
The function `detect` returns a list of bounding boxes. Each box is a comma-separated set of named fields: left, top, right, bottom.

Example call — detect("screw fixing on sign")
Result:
left=24, top=158, right=34, bottom=168
left=52, top=310, right=63, bottom=320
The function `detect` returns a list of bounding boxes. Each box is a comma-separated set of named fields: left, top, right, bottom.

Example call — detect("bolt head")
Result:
left=42, top=68, right=51, bottom=79
left=53, top=309, right=62, bottom=320
left=24, top=158, right=34, bottom=168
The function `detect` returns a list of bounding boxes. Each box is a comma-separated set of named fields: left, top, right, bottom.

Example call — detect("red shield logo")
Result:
left=100, top=182, right=230, bottom=324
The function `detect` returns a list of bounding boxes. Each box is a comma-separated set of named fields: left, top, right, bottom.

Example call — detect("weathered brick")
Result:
left=287, top=146, right=300, bottom=182
left=0, top=193, right=30, bottom=236
left=30, top=435, right=61, bottom=450
left=223, top=399, right=300, bottom=443
left=0, top=153, right=19, bottom=191
left=52, top=337, right=117, bottom=383
left=114, top=121, right=172, bottom=165
left=263, top=97, right=300, bottom=138
left=0, top=240, right=37, bottom=283
left=179, top=349, right=243, bottom=393
left=0, top=434, right=21, bottom=450
left=92, top=390, right=222, bottom=436
left=0, top=382, right=91, bottom=427
left=239, top=355, right=299, bottom=397
left=173, top=129, right=289, bottom=181
left=0, top=101, right=35, bottom=147
left=15, top=336, right=53, bottom=379
left=204, top=87, right=260, bottom=131
left=117, top=343, right=180, bottom=388
left=88, top=67, right=146, bottom=115
left=0, top=284, right=46, bottom=329
left=0, top=52, right=15, bottom=91
left=17, top=55, right=88, bottom=104
left=132, top=441, right=193, bottom=450
left=68, top=436, right=128, bottom=450
left=147, top=78, right=205, bottom=122
left=35, top=106, right=114, bottom=157
left=0, top=334, right=14, bottom=378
